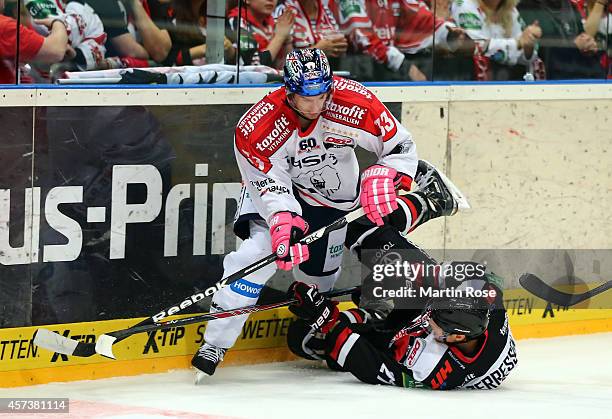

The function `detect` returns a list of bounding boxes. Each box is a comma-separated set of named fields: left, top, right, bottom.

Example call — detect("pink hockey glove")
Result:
left=360, top=165, right=399, bottom=226
left=269, top=212, right=310, bottom=271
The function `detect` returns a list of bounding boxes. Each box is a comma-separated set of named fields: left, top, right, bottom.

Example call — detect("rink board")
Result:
left=0, top=84, right=610, bottom=387
left=0, top=305, right=302, bottom=388
left=1, top=300, right=611, bottom=387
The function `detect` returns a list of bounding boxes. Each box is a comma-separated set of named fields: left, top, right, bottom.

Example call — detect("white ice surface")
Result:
left=1, top=333, right=611, bottom=419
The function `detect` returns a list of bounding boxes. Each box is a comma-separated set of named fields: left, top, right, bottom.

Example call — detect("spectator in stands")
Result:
left=518, top=0, right=605, bottom=79
left=85, top=0, right=149, bottom=68
left=450, top=0, right=542, bottom=80
left=275, top=0, right=348, bottom=61
left=25, top=0, right=107, bottom=71
left=583, top=0, right=611, bottom=77
left=334, top=0, right=474, bottom=81
left=227, top=0, right=295, bottom=68
left=128, top=0, right=234, bottom=66
left=173, top=0, right=237, bottom=64
left=0, top=0, right=69, bottom=83
left=125, top=0, right=172, bottom=62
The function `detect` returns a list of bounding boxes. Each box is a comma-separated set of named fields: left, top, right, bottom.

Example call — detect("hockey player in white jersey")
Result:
left=192, top=48, right=464, bottom=379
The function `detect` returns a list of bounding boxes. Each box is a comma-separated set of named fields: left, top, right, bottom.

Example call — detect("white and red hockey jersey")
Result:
left=335, top=0, right=453, bottom=66
left=234, top=76, right=417, bottom=223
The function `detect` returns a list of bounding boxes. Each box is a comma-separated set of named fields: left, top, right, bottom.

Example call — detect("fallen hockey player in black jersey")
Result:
left=285, top=235, right=518, bottom=390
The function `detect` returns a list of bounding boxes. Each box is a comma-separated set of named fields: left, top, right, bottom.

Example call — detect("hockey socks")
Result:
left=389, top=192, right=428, bottom=235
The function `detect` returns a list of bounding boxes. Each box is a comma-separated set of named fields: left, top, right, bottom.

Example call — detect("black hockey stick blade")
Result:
left=34, top=286, right=359, bottom=359
left=519, top=273, right=612, bottom=306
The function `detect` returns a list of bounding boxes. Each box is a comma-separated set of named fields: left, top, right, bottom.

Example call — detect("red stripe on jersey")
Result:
left=400, top=196, right=418, bottom=223
left=393, top=335, right=411, bottom=362
left=329, top=327, right=352, bottom=361
left=449, top=330, right=489, bottom=364
left=399, top=196, right=419, bottom=234
left=343, top=308, right=364, bottom=324
left=350, top=309, right=363, bottom=323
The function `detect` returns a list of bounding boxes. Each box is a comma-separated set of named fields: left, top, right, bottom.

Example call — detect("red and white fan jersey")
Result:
left=31, top=0, right=106, bottom=70
left=336, top=0, right=453, bottom=61
left=277, top=0, right=342, bottom=49
left=234, top=76, right=417, bottom=223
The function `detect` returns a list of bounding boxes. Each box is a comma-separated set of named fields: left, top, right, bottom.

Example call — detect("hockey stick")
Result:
left=34, top=286, right=358, bottom=359
left=33, top=187, right=412, bottom=360
left=519, top=273, right=612, bottom=306
left=33, top=203, right=369, bottom=359
left=33, top=168, right=462, bottom=358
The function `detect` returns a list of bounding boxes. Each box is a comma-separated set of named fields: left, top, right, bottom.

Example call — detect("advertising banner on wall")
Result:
left=0, top=103, right=401, bottom=327
left=0, top=107, right=36, bottom=328
left=1, top=100, right=610, bottom=332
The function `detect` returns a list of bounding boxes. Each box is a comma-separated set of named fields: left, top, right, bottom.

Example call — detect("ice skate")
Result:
left=415, top=159, right=470, bottom=216
left=192, top=342, right=227, bottom=384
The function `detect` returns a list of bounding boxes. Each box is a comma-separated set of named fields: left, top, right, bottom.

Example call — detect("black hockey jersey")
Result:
left=390, top=305, right=517, bottom=390
left=325, top=277, right=518, bottom=390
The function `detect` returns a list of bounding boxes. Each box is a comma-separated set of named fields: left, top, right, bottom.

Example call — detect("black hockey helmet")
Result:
left=426, top=296, right=490, bottom=340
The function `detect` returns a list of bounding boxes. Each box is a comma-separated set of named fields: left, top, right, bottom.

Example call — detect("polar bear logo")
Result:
left=309, top=165, right=341, bottom=195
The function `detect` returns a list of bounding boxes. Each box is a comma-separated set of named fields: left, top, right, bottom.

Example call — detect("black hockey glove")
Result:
left=288, top=282, right=339, bottom=332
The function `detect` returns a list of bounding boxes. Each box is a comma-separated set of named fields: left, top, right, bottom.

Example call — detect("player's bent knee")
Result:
left=222, top=235, right=276, bottom=287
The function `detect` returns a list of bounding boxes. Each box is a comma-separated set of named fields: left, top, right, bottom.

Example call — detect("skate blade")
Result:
left=421, top=159, right=471, bottom=211
left=194, top=370, right=210, bottom=385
